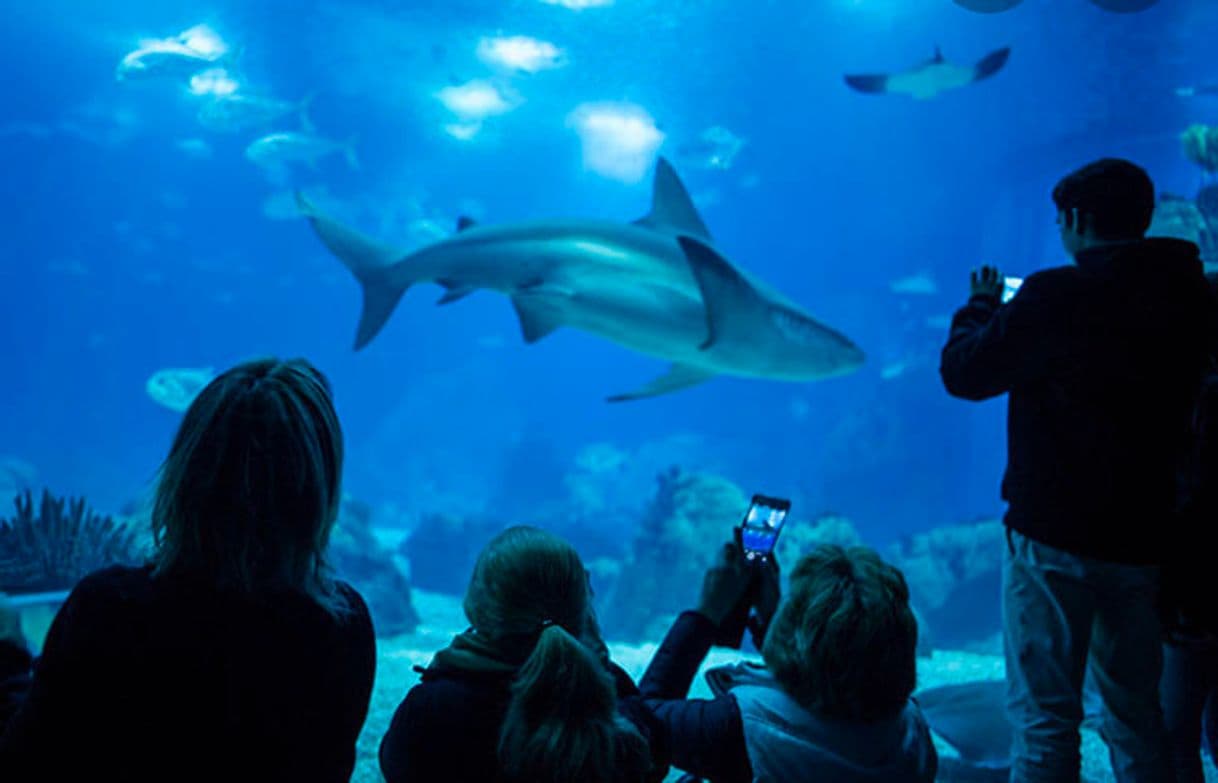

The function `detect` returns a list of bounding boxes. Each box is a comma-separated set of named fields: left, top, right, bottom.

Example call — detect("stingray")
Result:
left=844, top=46, right=1011, bottom=101
left=916, top=679, right=1105, bottom=769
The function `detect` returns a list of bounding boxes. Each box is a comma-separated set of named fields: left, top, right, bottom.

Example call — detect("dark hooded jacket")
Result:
left=378, top=629, right=670, bottom=783
left=941, top=238, right=1218, bottom=563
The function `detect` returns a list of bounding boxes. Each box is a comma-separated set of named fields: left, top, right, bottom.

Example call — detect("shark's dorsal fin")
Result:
left=932, top=45, right=945, bottom=64
left=634, top=157, right=712, bottom=242
left=457, top=216, right=478, bottom=232
left=511, top=295, right=564, bottom=343
left=677, top=235, right=765, bottom=351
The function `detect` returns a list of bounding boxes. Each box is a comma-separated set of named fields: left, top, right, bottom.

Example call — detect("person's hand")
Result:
left=970, top=265, right=1004, bottom=300
left=747, top=556, right=781, bottom=648
left=753, top=555, right=781, bottom=627
left=0, top=593, right=27, bottom=648
left=696, top=537, right=752, bottom=627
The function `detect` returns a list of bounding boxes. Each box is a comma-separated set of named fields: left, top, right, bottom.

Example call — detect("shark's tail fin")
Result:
left=296, top=192, right=409, bottom=349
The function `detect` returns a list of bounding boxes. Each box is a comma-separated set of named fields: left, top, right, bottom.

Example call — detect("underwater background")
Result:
left=3, top=1, right=1217, bottom=780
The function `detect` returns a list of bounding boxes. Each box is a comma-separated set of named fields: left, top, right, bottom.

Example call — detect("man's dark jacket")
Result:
left=941, top=238, right=1218, bottom=564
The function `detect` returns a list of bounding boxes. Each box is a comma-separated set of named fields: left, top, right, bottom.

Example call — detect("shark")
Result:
left=845, top=46, right=1011, bottom=100
left=296, top=158, right=864, bottom=401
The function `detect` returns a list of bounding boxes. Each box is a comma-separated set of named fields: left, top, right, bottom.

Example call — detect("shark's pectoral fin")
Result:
left=633, top=157, right=713, bottom=242
left=677, top=236, right=764, bottom=351
left=844, top=73, right=891, bottom=94
left=607, top=364, right=716, bottom=403
left=456, top=216, right=478, bottom=232
left=511, top=295, right=565, bottom=343
left=436, top=280, right=476, bottom=305
left=973, top=47, right=1011, bottom=81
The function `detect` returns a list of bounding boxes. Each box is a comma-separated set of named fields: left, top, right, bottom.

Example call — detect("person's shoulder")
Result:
left=70, top=564, right=155, bottom=604
left=1022, top=265, right=1079, bottom=290
left=395, top=671, right=506, bottom=738
left=334, top=580, right=372, bottom=622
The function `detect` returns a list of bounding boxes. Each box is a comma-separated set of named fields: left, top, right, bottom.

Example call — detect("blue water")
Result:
left=1, top=0, right=1214, bottom=547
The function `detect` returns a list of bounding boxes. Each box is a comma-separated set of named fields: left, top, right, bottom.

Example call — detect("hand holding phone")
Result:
left=710, top=494, right=791, bottom=649
left=696, top=538, right=752, bottom=627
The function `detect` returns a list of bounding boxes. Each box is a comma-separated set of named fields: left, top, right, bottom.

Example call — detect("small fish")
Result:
left=197, top=93, right=313, bottom=133
left=890, top=272, right=939, bottom=296
left=116, top=25, right=231, bottom=82
left=245, top=131, right=358, bottom=172
left=146, top=367, right=215, bottom=412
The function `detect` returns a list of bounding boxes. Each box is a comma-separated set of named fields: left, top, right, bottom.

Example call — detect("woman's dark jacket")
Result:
left=379, top=649, right=670, bottom=783
left=0, top=565, right=376, bottom=783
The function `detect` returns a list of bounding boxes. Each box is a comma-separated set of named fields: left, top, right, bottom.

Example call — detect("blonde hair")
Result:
left=464, top=526, right=650, bottom=783
left=150, top=357, right=348, bottom=616
left=762, top=544, right=917, bottom=721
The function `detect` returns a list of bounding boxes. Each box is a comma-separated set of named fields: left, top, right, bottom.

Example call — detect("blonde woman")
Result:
left=0, top=358, right=376, bottom=783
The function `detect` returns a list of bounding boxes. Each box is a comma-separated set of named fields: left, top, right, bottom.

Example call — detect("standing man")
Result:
left=940, top=158, right=1217, bottom=782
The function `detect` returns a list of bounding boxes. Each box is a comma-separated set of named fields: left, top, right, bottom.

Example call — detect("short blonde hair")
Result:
left=762, top=544, right=917, bottom=721
left=151, top=357, right=348, bottom=616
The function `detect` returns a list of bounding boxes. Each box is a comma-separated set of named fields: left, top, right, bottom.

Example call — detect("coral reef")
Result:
left=774, top=513, right=862, bottom=567
left=886, top=520, right=1004, bottom=651
left=602, top=467, right=749, bottom=641
left=600, top=468, right=877, bottom=642
left=329, top=498, right=420, bottom=637
left=1150, top=194, right=1218, bottom=267
left=1182, top=124, right=1218, bottom=173
left=0, top=489, right=147, bottom=593
left=1149, top=195, right=1208, bottom=246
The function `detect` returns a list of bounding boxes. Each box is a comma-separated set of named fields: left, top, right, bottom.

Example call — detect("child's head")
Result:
left=762, top=544, right=918, bottom=721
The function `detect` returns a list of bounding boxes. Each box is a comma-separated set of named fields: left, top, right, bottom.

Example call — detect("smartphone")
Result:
left=1002, top=276, right=1023, bottom=304
left=740, top=494, right=791, bottom=561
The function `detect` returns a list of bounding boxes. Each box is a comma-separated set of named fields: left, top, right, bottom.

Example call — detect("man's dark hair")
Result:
left=1052, top=158, right=1156, bottom=240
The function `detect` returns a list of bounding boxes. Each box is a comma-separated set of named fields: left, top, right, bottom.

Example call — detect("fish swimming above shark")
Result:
left=296, top=157, right=864, bottom=401
left=845, top=46, right=1011, bottom=100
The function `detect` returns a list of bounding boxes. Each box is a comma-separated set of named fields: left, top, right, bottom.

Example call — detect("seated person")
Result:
left=379, top=525, right=669, bottom=783
left=0, top=358, right=377, bottom=783
left=640, top=541, right=937, bottom=783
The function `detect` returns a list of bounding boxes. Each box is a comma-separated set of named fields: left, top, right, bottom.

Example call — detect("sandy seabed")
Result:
left=354, top=589, right=1216, bottom=783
